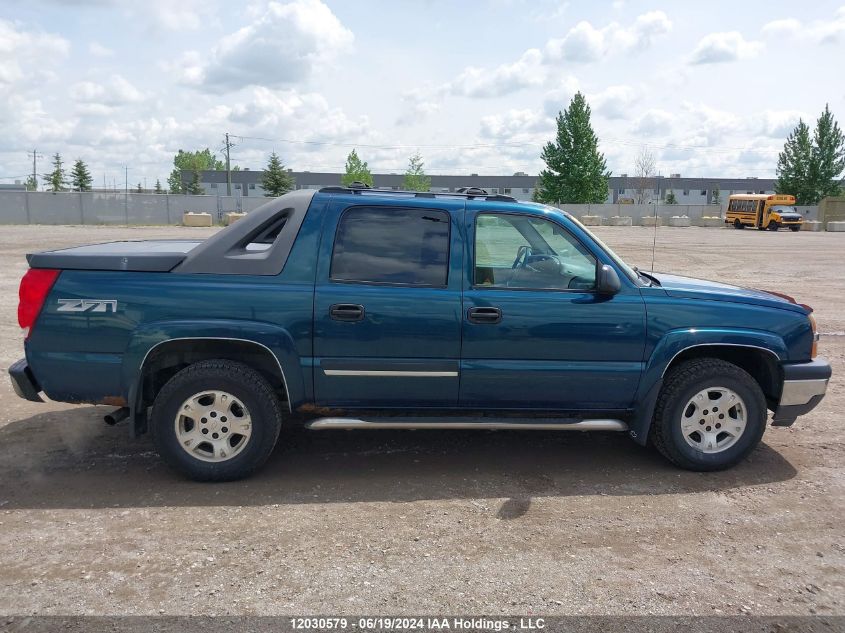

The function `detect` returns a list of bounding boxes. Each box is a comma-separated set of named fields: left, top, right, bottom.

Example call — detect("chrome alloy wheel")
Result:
left=174, top=390, right=252, bottom=462
left=680, top=387, right=747, bottom=453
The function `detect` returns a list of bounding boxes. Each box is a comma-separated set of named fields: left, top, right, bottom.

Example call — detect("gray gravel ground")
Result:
left=0, top=224, right=841, bottom=618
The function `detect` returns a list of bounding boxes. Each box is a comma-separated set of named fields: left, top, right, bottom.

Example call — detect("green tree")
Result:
left=811, top=104, right=845, bottom=201
left=186, top=171, right=203, bottom=195
left=69, top=158, right=93, bottom=191
left=711, top=183, right=721, bottom=205
left=402, top=152, right=431, bottom=191
left=135, top=182, right=143, bottom=193
left=24, top=175, right=38, bottom=191
left=664, top=190, right=677, bottom=204
left=261, top=152, right=295, bottom=197
left=154, top=179, right=164, bottom=193
left=167, top=148, right=225, bottom=194
left=341, top=149, right=373, bottom=187
left=535, top=92, right=610, bottom=204
left=776, top=119, right=815, bottom=205
left=44, top=153, right=67, bottom=192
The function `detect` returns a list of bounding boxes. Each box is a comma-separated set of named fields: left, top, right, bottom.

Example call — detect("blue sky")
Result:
left=2, top=0, right=844, bottom=189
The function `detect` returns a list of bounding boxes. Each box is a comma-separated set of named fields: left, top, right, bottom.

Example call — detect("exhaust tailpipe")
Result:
left=104, top=407, right=130, bottom=426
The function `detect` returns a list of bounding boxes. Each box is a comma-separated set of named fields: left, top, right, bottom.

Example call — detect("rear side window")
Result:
left=331, top=206, right=450, bottom=286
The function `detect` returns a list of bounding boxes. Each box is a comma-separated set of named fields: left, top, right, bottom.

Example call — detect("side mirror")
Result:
left=597, top=264, right=621, bottom=295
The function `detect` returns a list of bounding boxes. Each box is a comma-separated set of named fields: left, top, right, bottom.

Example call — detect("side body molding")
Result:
left=628, top=328, right=788, bottom=445
left=122, top=320, right=305, bottom=430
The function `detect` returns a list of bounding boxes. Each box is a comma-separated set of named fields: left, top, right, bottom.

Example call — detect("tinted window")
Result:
left=331, top=206, right=450, bottom=286
left=475, top=213, right=596, bottom=290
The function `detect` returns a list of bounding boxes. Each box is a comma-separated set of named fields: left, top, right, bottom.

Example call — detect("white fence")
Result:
left=0, top=191, right=271, bottom=225
left=0, top=191, right=821, bottom=225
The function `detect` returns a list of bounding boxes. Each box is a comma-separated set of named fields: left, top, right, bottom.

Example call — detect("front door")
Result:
left=460, top=206, right=646, bottom=410
left=313, top=200, right=464, bottom=408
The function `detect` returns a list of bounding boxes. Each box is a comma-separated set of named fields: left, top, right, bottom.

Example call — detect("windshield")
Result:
left=771, top=205, right=798, bottom=214
left=566, top=213, right=640, bottom=283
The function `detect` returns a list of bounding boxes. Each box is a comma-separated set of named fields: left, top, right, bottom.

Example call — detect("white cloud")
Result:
left=591, top=85, right=640, bottom=120
left=758, top=110, right=807, bottom=138
left=688, top=31, right=763, bottom=64
left=70, top=75, right=144, bottom=105
left=449, top=49, right=545, bottom=98
left=762, top=8, right=845, bottom=44
left=542, top=75, right=581, bottom=117
left=479, top=109, right=553, bottom=139
left=396, top=86, right=442, bottom=125
left=88, top=41, right=113, bottom=57
left=545, top=11, right=671, bottom=63
left=195, top=0, right=354, bottom=92
left=0, top=19, right=70, bottom=86
left=632, top=109, right=675, bottom=136
left=761, top=18, right=802, bottom=37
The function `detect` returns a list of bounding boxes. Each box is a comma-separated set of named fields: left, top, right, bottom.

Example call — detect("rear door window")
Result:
left=331, top=206, right=450, bottom=286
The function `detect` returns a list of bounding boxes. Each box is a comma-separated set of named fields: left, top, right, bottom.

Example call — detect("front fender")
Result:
left=629, top=327, right=787, bottom=445
left=122, top=319, right=306, bottom=414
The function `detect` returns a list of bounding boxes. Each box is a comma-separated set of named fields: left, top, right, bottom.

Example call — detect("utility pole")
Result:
left=223, top=133, right=234, bottom=196
left=124, top=165, right=129, bottom=194
left=27, top=149, right=43, bottom=191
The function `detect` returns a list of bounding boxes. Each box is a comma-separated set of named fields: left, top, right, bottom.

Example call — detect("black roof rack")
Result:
left=318, top=185, right=518, bottom=203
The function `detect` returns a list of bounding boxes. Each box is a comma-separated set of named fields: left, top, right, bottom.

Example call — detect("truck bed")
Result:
left=26, top=240, right=203, bottom=272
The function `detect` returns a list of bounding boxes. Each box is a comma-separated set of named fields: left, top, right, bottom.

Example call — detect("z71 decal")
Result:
left=57, top=299, right=118, bottom=313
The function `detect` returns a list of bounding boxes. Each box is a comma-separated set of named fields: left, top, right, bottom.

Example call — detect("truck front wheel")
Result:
left=649, top=358, right=767, bottom=471
left=151, top=359, right=283, bottom=481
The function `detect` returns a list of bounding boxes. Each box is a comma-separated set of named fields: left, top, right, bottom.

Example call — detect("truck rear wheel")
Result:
left=151, top=359, right=283, bottom=481
left=649, top=358, right=767, bottom=471
left=733, top=219, right=744, bottom=229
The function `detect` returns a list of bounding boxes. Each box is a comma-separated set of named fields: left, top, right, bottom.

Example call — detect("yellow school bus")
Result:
left=725, top=194, right=803, bottom=231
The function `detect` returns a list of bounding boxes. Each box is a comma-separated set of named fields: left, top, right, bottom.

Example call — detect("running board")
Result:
left=305, top=417, right=628, bottom=432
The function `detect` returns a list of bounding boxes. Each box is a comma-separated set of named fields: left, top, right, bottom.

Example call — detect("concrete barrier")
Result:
left=183, top=212, right=213, bottom=227
left=608, top=216, right=632, bottom=226
left=698, top=216, right=723, bottom=227
left=224, top=212, right=247, bottom=226
left=580, top=215, right=602, bottom=226
left=641, top=216, right=662, bottom=227
left=826, top=221, right=845, bottom=232
left=669, top=215, right=691, bottom=227
left=802, top=220, right=822, bottom=232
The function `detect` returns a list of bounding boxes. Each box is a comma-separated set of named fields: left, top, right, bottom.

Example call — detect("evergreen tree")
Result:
left=154, top=179, right=164, bottom=193
left=69, top=158, right=93, bottom=191
left=341, top=149, right=374, bottom=187
left=135, top=182, right=143, bottom=193
left=711, top=183, right=721, bottom=205
left=811, top=104, right=845, bottom=201
left=261, top=152, right=295, bottom=197
left=24, top=175, right=38, bottom=191
left=402, top=153, right=431, bottom=191
left=664, top=190, right=677, bottom=204
left=776, top=119, right=815, bottom=205
left=186, top=170, right=203, bottom=195
left=535, top=93, right=610, bottom=204
left=44, top=153, right=67, bottom=192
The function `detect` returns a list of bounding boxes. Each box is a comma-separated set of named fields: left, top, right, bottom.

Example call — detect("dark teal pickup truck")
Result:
left=10, top=186, right=831, bottom=481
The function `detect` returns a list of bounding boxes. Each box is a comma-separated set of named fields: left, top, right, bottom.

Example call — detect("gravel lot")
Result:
left=0, top=224, right=841, bottom=618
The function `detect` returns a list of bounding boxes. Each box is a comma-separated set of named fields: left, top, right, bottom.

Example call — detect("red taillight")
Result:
left=18, top=268, right=60, bottom=337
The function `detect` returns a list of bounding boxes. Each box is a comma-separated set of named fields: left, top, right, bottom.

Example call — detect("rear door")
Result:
left=313, top=197, right=464, bottom=407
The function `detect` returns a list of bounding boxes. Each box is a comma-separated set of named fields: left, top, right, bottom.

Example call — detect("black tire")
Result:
left=733, top=219, right=744, bottom=229
left=789, top=225, right=801, bottom=232
left=768, top=221, right=779, bottom=231
left=151, top=359, right=284, bottom=481
left=649, top=358, right=767, bottom=471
